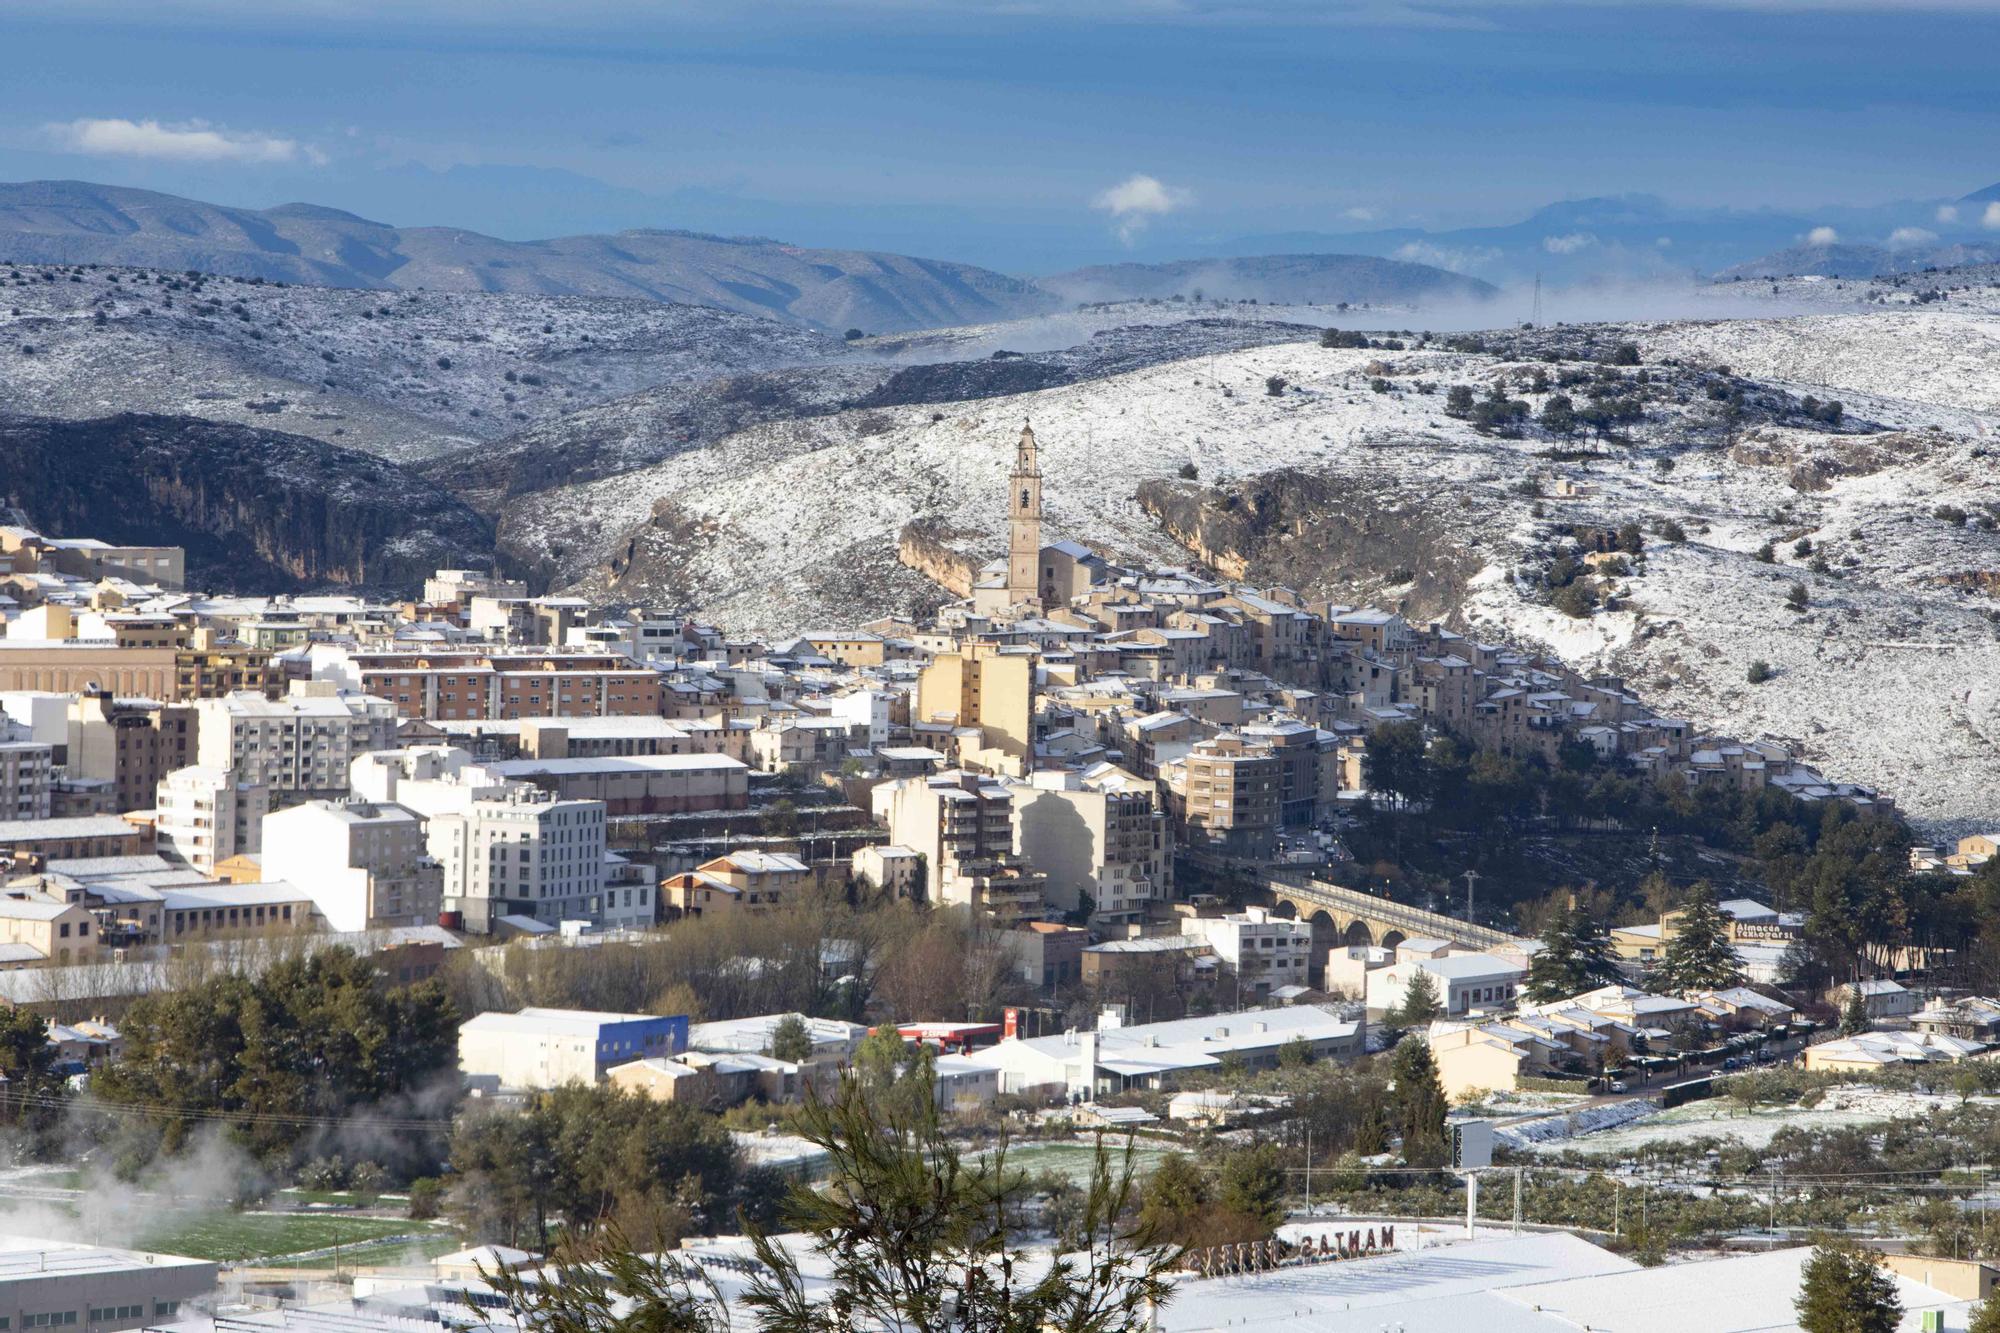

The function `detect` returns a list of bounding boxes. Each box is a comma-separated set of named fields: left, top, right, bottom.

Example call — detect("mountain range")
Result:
left=0, top=181, right=1515, bottom=333
left=0, top=180, right=1062, bottom=334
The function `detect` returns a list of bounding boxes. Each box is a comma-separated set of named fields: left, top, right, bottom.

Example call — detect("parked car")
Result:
left=1609, top=1080, right=1629, bottom=1093
left=1721, top=1057, right=1742, bottom=1070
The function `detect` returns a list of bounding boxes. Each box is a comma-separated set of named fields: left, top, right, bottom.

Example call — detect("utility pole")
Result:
left=1513, top=1167, right=1523, bottom=1235
left=1304, top=1127, right=1313, bottom=1212
left=1462, top=869, right=1480, bottom=924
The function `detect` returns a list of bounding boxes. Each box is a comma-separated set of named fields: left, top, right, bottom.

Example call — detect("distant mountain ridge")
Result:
left=0, top=179, right=1060, bottom=333
left=1720, top=239, right=2000, bottom=280
left=1038, top=253, right=1496, bottom=306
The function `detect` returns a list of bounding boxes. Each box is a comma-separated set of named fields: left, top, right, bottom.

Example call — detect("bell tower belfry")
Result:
left=1006, top=421, right=1043, bottom=609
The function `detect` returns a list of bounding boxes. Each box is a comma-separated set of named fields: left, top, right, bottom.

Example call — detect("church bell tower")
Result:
left=1006, top=421, right=1043, bottom=609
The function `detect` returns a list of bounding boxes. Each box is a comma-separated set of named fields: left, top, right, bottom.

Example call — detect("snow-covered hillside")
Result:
left=523, top=312, right=2000, bottom=832
left=0, top=263, right=838, bottom=460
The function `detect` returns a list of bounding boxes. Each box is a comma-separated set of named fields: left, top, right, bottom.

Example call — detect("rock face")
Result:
left=0, top=413, right=495, bottom=592
left=896, top=521, right=982, bottom=597
left=1136, top=472, right=1480, bottom=622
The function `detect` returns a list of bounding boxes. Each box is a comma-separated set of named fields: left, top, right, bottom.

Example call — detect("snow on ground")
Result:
left=0, top=264, right=839, bottom=460
left=1525, top=1086, right=1967, bottom=1155
left=521, top=309, right=1999, bottom=829
left=1645, top=312, right=2000, bottom=422
left=1498, top=1099, right=1663, bottom=1147
left=731, top=1130, right=827, bottom=1170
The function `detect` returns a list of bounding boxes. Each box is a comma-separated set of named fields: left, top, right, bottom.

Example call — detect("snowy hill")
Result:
left=516, top=311, right=2000, bottom=832
left=0, top=180, right=1060, bottom=332
left=0, top=261, right=839, bottom=461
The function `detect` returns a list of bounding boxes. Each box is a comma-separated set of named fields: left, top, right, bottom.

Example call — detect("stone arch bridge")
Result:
left=1265, top=876, right=1524, bottom=987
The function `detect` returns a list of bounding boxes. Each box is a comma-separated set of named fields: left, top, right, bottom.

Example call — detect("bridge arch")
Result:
left=1380, top=929, right=1407, bottom=952
left=1341, top=918, right=1375, bottom=948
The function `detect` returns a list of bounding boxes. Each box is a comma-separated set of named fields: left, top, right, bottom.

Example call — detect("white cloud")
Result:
left=1655, top=236, right=1673, bottom=248
left=1805, top=225, right=1839, bottom=246
left=44, top=117, right=322, bottom=166
left=1887, top=226, right=1937, bottom=249
left=1340, top=206, right=1380, bottom=223
left=1091, top=173, right=1193, bottom=245
left=1985, top=202, right=2000, bottom=231
left=1936, top=204, right=1960, bottom=225
left=1542, top=231, right=1597, bottom=255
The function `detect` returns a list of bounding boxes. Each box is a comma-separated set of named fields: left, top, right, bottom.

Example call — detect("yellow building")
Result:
left=0, top=887, right=103, bottom=968
left=662, top=851, right=810, bottom=920
left=915, top=646, right=1034, bottom=774
left=801, top=632, right=886, bottom=668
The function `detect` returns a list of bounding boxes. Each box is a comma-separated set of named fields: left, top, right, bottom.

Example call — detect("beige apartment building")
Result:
left=67, top=692, right=197, bottom=815
left=0, top=886, right=102, bottom=967
left=1162, top=733, right=1282, bottom=859
left=1012, top=767, right=1170, bottom=922
left=194, top=683, right=398, bottom=803
left=154, top=766, right=268, bottom=876
left=884, top=771, right=1048, bottom=922
left=663, top=850, right=810, bottom=920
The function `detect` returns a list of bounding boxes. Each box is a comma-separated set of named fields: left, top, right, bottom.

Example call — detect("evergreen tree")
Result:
left=1525, top=906, right=1623, bottom=1002
left=1388, top=1036, right=1449, bottom=1166
left=1394, top=969, right=1443, bottom=1027
left=1794, top=1243, right=1901, bottom=1333
left=1841, top=986, right=1872, bottom=1035
left=0, top=1006, right=63, bottom=1141
left=1657, top=880, right=1743, bottom=995
left=767, top=1014, right=813, bottom=1063
left=1217, top=1144, right=1287, bottom=1230
left=1968, top=1295, right=2000, bottom=1333
left=747, top=1072, right=1177, bottom=1333
left=1363, top=721, right=1428, bottom=808
left=1540, top=393, right=1576, bottom=437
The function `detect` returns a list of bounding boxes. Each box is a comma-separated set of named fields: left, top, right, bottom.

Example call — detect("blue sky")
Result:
left=2, top=1, right=1997, bottom=272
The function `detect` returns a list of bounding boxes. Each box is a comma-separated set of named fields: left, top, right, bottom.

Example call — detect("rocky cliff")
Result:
left=1135, top=471, right=1481, bottom=623
left=0, top=413, right=495, bottom=592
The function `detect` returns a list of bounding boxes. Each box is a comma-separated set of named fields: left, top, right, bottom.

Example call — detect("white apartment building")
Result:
left=1012, top=765, right=1170, bottom=921
left=826, top=688, right=896, bottom=746
left=0, top=725, right=54, bottom=821
left=154, top=765, right=268, bottom=875
left=260, top=797, right=443, bottom=933
left=352, top=744, right=634, bottom=931
left=1187, top=907, right=1315, bottom=998
left=195, top=682, right=396, bottom=803
left=1365, top=952, right=1526, bottom=1018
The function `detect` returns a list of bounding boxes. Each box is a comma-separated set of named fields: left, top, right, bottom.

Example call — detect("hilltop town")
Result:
left=0, top=406, right=1996, bottom=1328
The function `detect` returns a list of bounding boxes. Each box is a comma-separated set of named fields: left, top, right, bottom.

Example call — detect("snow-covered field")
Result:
left=1520, top=1086, right=1969, bottom=1155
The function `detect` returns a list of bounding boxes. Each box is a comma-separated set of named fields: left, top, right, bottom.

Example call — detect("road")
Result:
left=1491, top=1030, right=1815, bottom=1126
